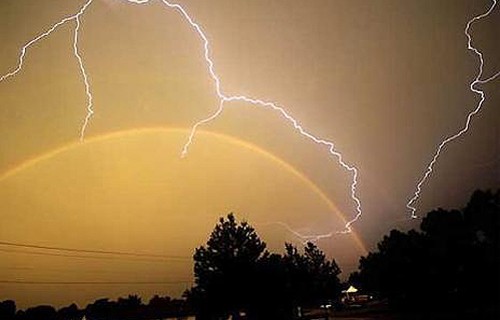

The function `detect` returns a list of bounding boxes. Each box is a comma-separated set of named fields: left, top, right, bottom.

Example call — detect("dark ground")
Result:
left=302, top=302, right=499, bottom=320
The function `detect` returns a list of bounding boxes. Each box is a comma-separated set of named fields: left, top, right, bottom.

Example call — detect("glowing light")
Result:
left=406, top=0, right=499, bottom=218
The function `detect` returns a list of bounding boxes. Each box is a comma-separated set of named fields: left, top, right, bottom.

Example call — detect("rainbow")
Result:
left=0, top=127, right=367, bottom=254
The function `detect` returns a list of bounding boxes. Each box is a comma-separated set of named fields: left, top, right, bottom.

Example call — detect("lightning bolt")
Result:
left=263, top=221, right=337, bottom=244
left=0, top=0, right=362, bottom=236
left=161, top=0, right=362, bottom=233
left=73, top=8, right=94, bottom=141
left=406, top=0, right=500, bottom=219
left=1, top=0, right=496, bottom=238
left=0, top=0, right=95, bottom=140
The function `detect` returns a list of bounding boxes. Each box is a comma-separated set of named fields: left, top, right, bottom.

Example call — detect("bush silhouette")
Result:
left=351, top=189, right=499, bottom=316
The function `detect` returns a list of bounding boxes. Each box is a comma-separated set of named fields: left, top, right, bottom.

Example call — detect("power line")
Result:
left=0, top=240, right=191, bottom=260
left=0, top=248, right=190, bottom=263
left=0, top=280, right=192, bottom=285
left=0, top=264, right=185, bottom=276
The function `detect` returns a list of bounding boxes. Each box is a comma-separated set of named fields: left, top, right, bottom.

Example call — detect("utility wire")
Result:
left=0, top=248, right=190, bottom=263
left=0, top=240, right=191, bottom=260
left=0, top=280, right=192, bottom=285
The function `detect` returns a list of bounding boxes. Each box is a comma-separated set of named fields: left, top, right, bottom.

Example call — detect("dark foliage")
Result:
left=185, top=213, right=267, bottom=319
left=251, top=243, right=342, bottom=319
left=0, top=214, right=341, bottom=320
left=351, top=189, right=500, bottom=316
left=1, top=295, right=191, bottom=320
left=18, top=305, right=57, bottom=320
left=0, top=300, right=16, bottom=320
left=57, top=304, right=82, bottom=320
left=6, top=190, right=494, bottom=319
left=185, top=213, right=342, bottom=319
left=84, top=295, right=191, bottom=320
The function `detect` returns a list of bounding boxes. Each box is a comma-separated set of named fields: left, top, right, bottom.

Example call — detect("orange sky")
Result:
left=0, top=128, right=366, bottom=307
left=0, top=0, right=498, bottom=308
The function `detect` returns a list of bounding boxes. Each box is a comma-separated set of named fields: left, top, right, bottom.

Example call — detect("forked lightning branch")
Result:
left=0, top=0, right=498, bottom=240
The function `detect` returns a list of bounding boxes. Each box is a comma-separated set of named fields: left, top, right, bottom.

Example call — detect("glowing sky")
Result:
left=0, top=0, right=499, bottom=308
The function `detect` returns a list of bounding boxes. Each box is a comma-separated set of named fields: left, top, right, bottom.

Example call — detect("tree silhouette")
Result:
left=352, top=189, right=499, bottom=317
left=186, top=213, right=266, bottom=319
left=56, top=303, right=82, bottom=320
left=2, top=294, right=191, bottom=320
left=85, top=298, right=116, bottom=320
left=186, top=213, right=342, bottom=319
left=285, top=242, right=341, bottom=307
left=254, top=242, right=341, bottom=319
left=0, top=300, right=16, bottom=320
left=20, top=305, right=57, bottom=320
left=352, top=229, right=428, bottom=308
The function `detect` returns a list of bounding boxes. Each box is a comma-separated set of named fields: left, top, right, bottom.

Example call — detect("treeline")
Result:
left=350, top=189, right=499, bottom=317
left=0, top=215, right=343, bottom=320
left=184, top=214, right=342, bottom=319
left=1, top=189, right=498, bottom=320
left=0, top=295, right=192, bottom=320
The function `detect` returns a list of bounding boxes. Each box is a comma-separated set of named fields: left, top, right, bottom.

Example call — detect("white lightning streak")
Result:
left=0, top=0, right=94, bottom=137
left=4, top=0, right=494, bottom=238
left=406, top=0, right=499, bottom=218
left=126, top=0, right=153, bottom=4
left=223, top=95, right=362, bottom=234
left=160, top=0, right=362, bottom=233
left=263, top=222, right=334, bottom=244
left=0, top=0, right=359, bottom=236
left=74, top=13, right=93, bottom=141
